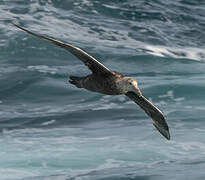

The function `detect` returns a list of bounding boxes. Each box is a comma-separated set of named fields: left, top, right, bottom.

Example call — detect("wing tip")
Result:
left=12, top=23, right=23, bottom=30
left=153, top=122, right=171, bottom=140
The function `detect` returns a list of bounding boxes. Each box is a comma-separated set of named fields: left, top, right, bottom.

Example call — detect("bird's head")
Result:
left=117, top=77, right=142, bottom=96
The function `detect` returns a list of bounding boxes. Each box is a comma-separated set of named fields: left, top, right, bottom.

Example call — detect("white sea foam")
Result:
left=92, top=102, right=123, bottom=110
left=144, top=45, right=205, bottom=61
left=174, top=141, right=205, bottom=153
left=27, top=65, right=58, bottom=74
left=0, top=169, right=37, bottom=180
left=41, top=119, right=56, bottom=126
left=195, top=106, right=205, bottom=110
left=159, top=90, right=185, bottom=103
left=159, top=90, right=174, bottom=98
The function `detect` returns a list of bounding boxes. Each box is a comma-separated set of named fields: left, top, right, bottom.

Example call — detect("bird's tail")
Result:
left=69, top=76, right=83, bottom=88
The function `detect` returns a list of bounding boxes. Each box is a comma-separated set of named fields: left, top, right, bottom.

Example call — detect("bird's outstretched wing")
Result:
left=13, top=24, right=113, bottom=76
left=126, top=91, right=170, bottom=140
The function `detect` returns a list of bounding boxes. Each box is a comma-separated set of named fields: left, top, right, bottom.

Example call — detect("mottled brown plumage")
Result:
left=13, top=24, right=170, bottom=140
left=69, top=71, right=124, bottom=95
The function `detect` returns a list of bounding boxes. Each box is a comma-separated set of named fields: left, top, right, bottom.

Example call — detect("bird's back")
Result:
left=81, top=72, right=123, bottom=95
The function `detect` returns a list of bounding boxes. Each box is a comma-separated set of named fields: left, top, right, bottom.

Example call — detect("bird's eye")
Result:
left=129, top=82, right=132, bottom=85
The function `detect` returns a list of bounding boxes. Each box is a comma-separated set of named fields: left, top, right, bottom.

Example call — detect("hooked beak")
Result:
left=126, top=91, right=170, bottom=140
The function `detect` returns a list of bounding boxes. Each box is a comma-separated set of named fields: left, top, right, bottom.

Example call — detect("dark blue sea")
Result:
left=1, top=0, right=205, bottom=179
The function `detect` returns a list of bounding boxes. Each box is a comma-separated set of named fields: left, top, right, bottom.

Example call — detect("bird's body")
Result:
left=69, top=71, right=133, bottom=95
left=70, top=73, right=121, bottom=95
left=13, top=24, right=170, bottom=140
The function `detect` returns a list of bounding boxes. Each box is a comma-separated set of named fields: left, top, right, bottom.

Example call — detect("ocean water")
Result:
left=0, top=0, right=205, bottom=179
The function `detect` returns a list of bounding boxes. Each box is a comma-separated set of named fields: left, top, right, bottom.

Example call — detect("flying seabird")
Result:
left=13, top=24, right=170, bottom=140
